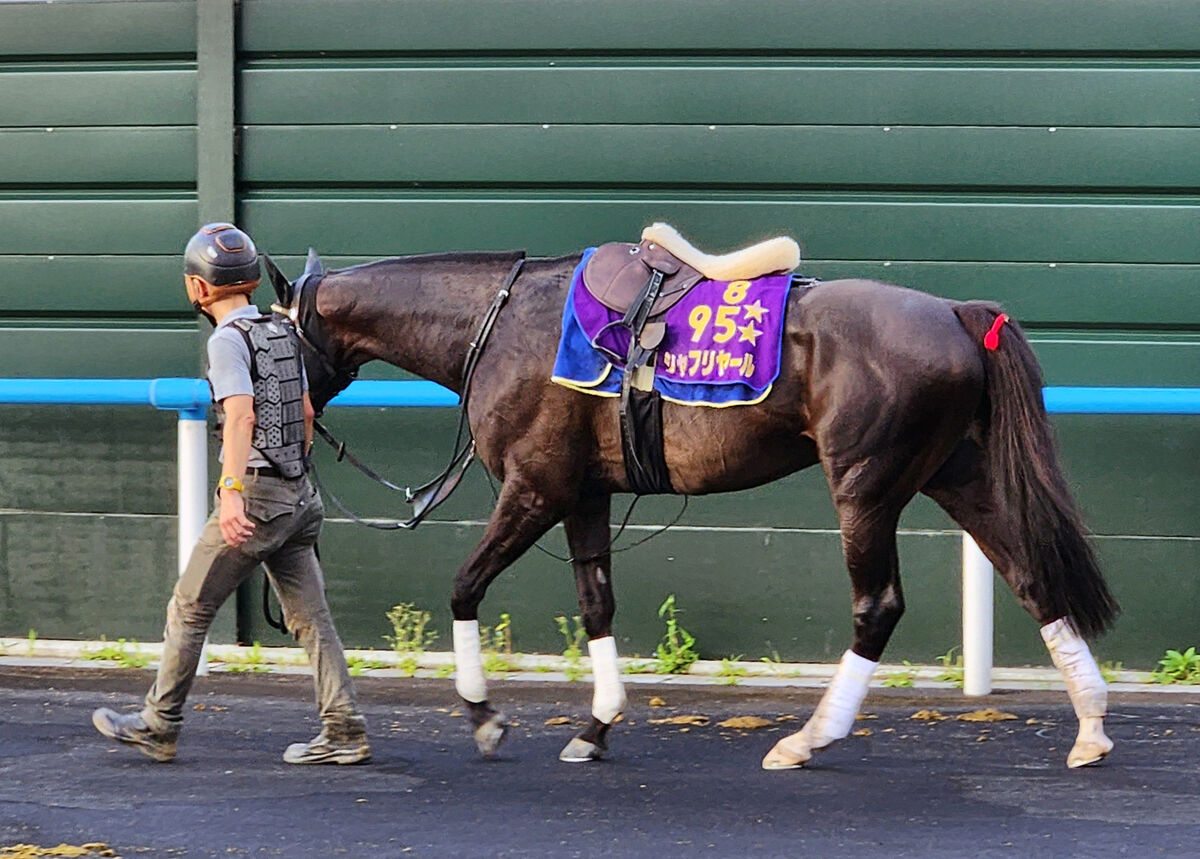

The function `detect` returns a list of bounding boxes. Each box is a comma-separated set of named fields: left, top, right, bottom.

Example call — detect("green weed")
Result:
left=717, top=656, right=747, bottom=686
left=225, top=641, right=268, bottom=673
left=1151, top=647, right=1200, bottom=685
left=481, top=613, right=514, bottom=674
left=82, top=637, right=151, bottom=669
left=882, top=660, right=917, bottom=688
left=346, top=655, right=389, bottom=676
left=555, top=615, right=586, bottom=682
left=623, top=661, right=657, bottom=675
left=27, top=629, right=36, bottom=657
left=1099, top=660, right=1124, bottom=684
left=654, top=594, right=699, bottom=675
left=934, top=647, right=964, bottom=687
left=384, top=603, right=437, bottom=655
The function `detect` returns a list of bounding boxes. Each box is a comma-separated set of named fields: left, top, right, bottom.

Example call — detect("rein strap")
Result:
left=311, top=254, right=525, bottom=530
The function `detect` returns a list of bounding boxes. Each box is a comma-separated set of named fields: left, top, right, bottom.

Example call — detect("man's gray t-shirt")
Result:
left=207, top=305, right=307, bottom=468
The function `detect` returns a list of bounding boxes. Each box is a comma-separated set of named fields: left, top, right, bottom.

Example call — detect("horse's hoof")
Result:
left=559, top=737, right=604, bottom=763
left=761, top=736, right=812, bottom=771
left=1067, top=736, right=1113, bottom=768
left=473, top=713, right=507, bottom=758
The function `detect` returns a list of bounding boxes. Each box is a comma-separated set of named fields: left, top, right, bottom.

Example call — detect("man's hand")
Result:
left=219, top=489, right=256, bottom=547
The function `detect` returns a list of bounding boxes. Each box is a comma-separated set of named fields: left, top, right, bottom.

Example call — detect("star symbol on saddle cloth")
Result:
left=742, top=300, right=769, bottom=323
left=737, top=321, right=763, bottom=346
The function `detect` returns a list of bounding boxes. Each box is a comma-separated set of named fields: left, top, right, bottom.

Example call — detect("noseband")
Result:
left=273, top=271, right=359, bottom=414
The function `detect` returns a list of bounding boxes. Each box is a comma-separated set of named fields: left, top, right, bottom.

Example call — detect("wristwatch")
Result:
left=219, top=475, right=244, bottom=493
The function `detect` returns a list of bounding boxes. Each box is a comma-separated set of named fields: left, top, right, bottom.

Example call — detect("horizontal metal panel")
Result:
left=238, top=0, right=1200, bottom=54
left=261, top=255, right=1200, bottom=328
left=0, top=256, right=191, bottom=314
left=0, top=1, right=195, bottom=57
left=0, top=512, right=236, bottom=644
left=1031, top=336, right=1200, bottom=386
left=239, top=193, right=1200, bottom=264
left=240, top=64, right=1200, bottom=127
left=0, top=328, right=204, bottom=378
left=801, top=263, right=1200, bottom=328
left=241, top=124, right=1200, bottom=190
left=0, top=127, right=195, bottom=185
left=0, top=407, right=180, bottom=514
left=0, top=69, right=195, bottom=127
left=0, top=197, right=197, bottom=254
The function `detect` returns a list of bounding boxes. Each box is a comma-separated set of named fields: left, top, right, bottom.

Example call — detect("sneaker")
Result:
left=283, top=730, right=371, bottom=765
left=92, top=708, right=177, bottom=762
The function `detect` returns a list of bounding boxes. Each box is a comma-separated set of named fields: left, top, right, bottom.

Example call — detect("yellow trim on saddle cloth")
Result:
left=551, top=365, right=618, bottom=397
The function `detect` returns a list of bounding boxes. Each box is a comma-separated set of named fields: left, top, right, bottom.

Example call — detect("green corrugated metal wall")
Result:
left=2, top=0, right=1198, bottom=667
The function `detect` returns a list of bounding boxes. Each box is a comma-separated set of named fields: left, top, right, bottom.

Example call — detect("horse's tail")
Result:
left=952, top=301, right=1119, bottom=638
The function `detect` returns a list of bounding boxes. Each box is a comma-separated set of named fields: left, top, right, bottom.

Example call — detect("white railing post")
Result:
left=178, top=409, right=210, bottom=674
left=961, top=533, right=994, bottom=696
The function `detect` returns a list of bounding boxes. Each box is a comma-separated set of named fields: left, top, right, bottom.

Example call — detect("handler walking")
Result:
left=92, top=223, right=370, bottom=765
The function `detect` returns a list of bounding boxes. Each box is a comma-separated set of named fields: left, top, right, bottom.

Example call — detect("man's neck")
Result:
left=209, top=296, right=254, bottom=326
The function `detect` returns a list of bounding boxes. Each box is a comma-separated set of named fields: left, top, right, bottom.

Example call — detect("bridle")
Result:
left=273, top=254, right=526, bottom=531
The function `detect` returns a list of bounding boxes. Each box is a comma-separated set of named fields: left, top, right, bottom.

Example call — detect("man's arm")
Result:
left=218, top=393, right=257, bottom=547
left=302, top=391, right=315, bottom=454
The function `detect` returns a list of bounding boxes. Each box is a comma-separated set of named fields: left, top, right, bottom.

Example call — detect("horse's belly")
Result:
left=663, top=417, right=818, bottom=495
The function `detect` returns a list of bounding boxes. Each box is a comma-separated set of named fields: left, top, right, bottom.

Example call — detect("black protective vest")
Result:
left=211, top=314, right=307, bottom=479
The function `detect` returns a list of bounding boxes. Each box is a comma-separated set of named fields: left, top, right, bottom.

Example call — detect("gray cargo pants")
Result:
left=142, top=472, right=365, bottom=742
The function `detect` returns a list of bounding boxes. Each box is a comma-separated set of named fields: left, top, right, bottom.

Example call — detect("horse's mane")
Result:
left=329, top=251, right=527, bottom=278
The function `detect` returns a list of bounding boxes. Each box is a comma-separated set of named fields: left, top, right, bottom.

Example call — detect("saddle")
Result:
left=581, top=223, right=801, bottom=495
left=584, top=223, right=801, bottom=318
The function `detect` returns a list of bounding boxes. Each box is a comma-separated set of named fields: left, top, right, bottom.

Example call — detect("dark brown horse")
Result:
left=265, top=243, right=1119, bottom=771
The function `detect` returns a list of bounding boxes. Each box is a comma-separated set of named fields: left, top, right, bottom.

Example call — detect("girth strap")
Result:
left=617, top=268, right=675, bottom=495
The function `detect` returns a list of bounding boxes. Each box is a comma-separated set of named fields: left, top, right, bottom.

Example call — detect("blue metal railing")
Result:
left=0, top=378, right=457, bottom=418
left=2, top=379, right=1200, bottom=415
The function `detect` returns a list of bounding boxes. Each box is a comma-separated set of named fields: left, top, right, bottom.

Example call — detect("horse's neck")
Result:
left=318, top=255, right=511, bottom=393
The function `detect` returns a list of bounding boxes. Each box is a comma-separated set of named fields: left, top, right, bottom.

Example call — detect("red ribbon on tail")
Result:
left=983, top=314, right=1009, bottom=351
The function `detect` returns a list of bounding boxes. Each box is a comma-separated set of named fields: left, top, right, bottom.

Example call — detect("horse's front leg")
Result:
left=450, top=474, right=570, bottom=758
left=763, top=506, right=901, bottom=770
left=557, top=493, right=625, bottom=763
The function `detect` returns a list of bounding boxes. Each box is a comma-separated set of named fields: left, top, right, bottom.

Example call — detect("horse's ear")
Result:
left=262, top=253, right=293, bottom=305
left=303, top=247, right=326, bottom=278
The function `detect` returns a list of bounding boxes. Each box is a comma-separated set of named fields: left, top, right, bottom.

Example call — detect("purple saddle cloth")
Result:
left=552, top=248, right=791, bottom=407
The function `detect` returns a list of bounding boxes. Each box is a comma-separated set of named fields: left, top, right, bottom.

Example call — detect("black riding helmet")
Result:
left=184, top=223, right=260, bottom=287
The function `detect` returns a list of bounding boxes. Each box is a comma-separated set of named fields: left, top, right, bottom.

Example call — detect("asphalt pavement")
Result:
left=1, top=667, right=1198, bottom=858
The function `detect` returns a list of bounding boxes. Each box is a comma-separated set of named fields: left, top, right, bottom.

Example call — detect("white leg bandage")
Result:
left=588, top=636, right=627, bottom=724
left=1041, top=617, right=1106, bottom=719
left=804, top=649, right=878, bottom=748
left=453, top=619, right=487, bottom=703
left=763, top=649, right=878, bottom=770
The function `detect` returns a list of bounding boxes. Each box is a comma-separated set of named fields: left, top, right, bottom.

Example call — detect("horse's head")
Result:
left=263, top=249, right=359, bottom=415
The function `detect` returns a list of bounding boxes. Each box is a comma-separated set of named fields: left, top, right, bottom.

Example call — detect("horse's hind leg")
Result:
left=762, top=502, right=902, bottom=770
left=450, top=473, right=573, bottom=757
left=557, top=492, right=626, bottom=763
left=923, top=442, right=1112, bottom=768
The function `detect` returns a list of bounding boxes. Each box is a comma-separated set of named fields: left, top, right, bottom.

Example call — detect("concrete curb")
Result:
left=3, top=637, right=1194, bottom=694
